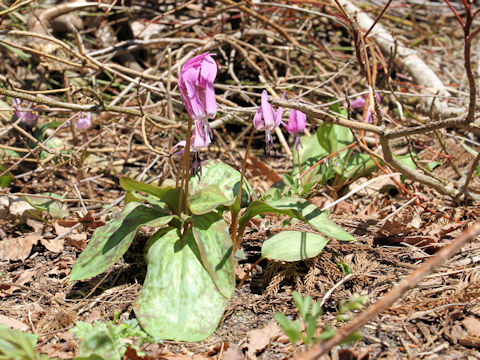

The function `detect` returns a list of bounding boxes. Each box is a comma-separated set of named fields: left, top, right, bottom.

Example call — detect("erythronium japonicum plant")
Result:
left=70, top=52, right=355, bottom=342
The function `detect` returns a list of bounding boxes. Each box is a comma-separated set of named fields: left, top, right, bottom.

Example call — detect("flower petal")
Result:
left=260, top=90, right=275, bottom=130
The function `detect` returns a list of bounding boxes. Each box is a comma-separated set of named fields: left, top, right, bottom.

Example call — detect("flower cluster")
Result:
left=174, top=52, right=308, bottom=166
left=254, top=90, right=307, bottom=154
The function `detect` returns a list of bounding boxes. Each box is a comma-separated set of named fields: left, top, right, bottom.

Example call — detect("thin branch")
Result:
left=298, top=222, right=480, bottom=359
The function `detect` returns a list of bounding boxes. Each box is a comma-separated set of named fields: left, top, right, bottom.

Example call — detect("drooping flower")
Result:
left=179, top=52, right=217, bottom=146
left=282, top=108, right=306, bottom=150
left=350, top=92, right=381, bottom=123
left=12, top=98, right=38, bottom=127
left=171, top=120, right=211, bottom=174
left=76, top=112, right=92, bottom=130
left=253, top=90, right=285, bottom=154
left=171, top=120, right=211, bottom=154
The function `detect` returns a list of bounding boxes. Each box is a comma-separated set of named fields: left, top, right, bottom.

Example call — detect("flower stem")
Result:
left=179, top=118, right=193, bottom=214
left=231, top=126, right=255, bottom=253
left=296, top=148, right=303, bottom=189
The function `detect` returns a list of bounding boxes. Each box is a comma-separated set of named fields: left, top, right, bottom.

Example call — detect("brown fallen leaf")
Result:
left=40, top=238, right=64, bottom=253
left=244, top=321, right=282, bottom=358
left=65, top=233, right=87, bottom=251
left=57, top=211, right=105, bottom=229
left=247, top=155, right=282, bottom=188
left=37, top=332, right=76, bottom=360
left=124, top=346, right=154, bottom=360
left=0, top=234, right=40, bottom=261
left=223, top=343, right=243, bottom=360
left=0, top=315, right=29, bottom=331
left=0, top=269, right=34, bottom=297
left=463, top=317, right=480, bottom=338
left=459, top=336, right=480, bottom=348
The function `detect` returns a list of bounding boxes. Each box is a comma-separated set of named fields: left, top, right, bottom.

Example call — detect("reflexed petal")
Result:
left=260, top=90, right=275, bottom=130
left=274, top=91, right=286, bottom=127
left=171, top=140, right=187, bottom=155
left=191, top=120, right=211, bottom=151
left=198, top=54, right=217, bottom=88
left=253, top=105, right=265, bottom=131
left=204, top=81, right=217, bottom=119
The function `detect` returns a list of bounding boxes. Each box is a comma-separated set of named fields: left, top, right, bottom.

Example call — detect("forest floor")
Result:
left=0, top=0, right=480, bottom=359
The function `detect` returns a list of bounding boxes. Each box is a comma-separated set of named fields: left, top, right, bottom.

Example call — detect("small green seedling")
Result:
left=276, top=291, right=369, bottom=347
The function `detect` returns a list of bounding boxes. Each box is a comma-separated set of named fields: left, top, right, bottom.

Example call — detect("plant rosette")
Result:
left=69, top=159, right=354, bottom=341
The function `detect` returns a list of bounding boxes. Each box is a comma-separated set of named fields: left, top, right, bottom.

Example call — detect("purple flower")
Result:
left=350, top=93, right=381, bottom=123
left=76, top=112, right=92, bottom=130
left=12, top=98, right=37, bottom=127
left=282, top=109, right=306, bottom=150
left=253, top=90, right=285, bottom=154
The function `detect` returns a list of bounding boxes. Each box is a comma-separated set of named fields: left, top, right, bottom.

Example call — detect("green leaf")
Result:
left=313, top=326, right=336, bottom=342
left=293, top=291, right=311, bottom=321
left=239, top=197, right=354, bottom=241
left=317, top=123, right=353, bottom=154
left=337, top=261, right=353, bottom=275
left=71, top=321, right=121, bottom=360
left=339, top=153, right=377, bottom=179
left=275, top=313, right=301, bottom=345
left=0, top=324, right=47, bottom=360
left=70, top=202, right=173, bottom=281
left=189, top=160, right=252, bottom=206
left=426, top=161, right=442, bottom=172
left=262, top=231, right=329, bottom=261
left=124, top=190, right=169, bottom=210
left=120, top=177, right=181, bottom=215
left=305, top=315, right=317, bottom=344
left=24, top=192, right=69, bottom=219
left=395, top=153, right=417, bottom=170
left=188, top=185, right=233, bottom=215
left=292, top=134, right=331, bottom=187
left=0, top=165, right=12, bottom=188
left=134, top=227, right=227, bottom=341
left=71, top=319, right=153, bottom=360
left=191, top=212, right=234, bottom=298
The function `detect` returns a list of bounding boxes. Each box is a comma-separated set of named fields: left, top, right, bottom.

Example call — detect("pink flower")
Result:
left=12, top=98, right=37, bottom=127
left=171, top=120, right=211, bottom=174
left=350, top=93, right=381, bottom=123
left=76, top=112, right=92, bottom=130
left=282, top=109, right=306, bottom=150
left=179, top=52, right=217, bottom=122
left=253, top=90, right=285, bottom=154
left=171, top=120, right=211, bottom=154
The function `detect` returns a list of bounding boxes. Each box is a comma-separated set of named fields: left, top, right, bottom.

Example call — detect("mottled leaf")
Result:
left=261, top=231, right=329, bottom=261
left=189, top=160, right=252, bottom=206
left=120, top=177, right=180, bottom=215
left=239, top=197, right=353, bottom=241
left=70, top=202, right=173, bottom=281
left=134, top=227, right=226, bottom=341
left=192, top=212, right=234, bottom=298
left=188, top=185, right=233, bottom=215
